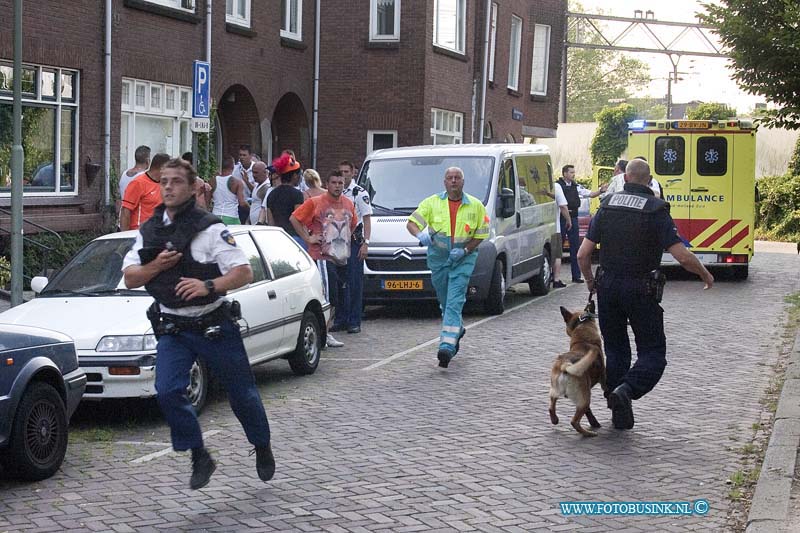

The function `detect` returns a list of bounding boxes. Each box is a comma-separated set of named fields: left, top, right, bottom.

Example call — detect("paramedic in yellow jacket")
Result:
left=407, top=167, right=490, bottom=368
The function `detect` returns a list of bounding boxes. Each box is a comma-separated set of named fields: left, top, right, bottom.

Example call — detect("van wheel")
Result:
left=732, top=265, right=749, bottom=280
left=484, top=259, right=506, bottom=315
left=529, top=249, right=552, bottom=296
left=289, top=310, right=321, bottom=375
left=187, top=359, right=209, bottom=413
left=1, top=381, right=68, bottom=480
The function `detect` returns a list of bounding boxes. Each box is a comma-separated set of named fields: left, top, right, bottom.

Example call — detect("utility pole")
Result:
left=10, top=0, right=24, bottom=307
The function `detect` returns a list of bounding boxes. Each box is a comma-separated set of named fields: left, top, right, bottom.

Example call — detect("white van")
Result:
left=358, top=144, right=558, bottom=314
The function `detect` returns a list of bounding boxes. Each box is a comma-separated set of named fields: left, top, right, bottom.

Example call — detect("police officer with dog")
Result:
left=576, top=158, right=714, bottom=430
left=122, top=158, right=274, bottom=489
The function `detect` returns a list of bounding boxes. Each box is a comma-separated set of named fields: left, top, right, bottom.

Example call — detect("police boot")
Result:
left=252, top=443, right=276, bottom=482
left=190, top=447, right=216, bottom=490
left=609, top=383, right=635, bottom=430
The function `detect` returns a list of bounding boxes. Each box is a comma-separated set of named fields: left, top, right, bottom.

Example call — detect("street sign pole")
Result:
left=10, top=0, right=24, bottom=307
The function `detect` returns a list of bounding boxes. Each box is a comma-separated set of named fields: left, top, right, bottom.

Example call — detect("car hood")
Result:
left=0, top=296, right=153, bottom=350
left=370, top=216, right=423, bottom=247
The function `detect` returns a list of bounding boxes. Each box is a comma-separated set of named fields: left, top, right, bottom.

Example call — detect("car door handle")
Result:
left=267, top=290, right=277, bottom=300
left=516, top=212, right=521, bottom=227
left=691, top=187, right=709, bottom=192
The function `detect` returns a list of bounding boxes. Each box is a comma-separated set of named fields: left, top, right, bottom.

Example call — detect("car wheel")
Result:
left=187, top=359, right=209, bottom=412
left=529, top=249, right=552, bottom=296
left=289, top=310, right=321, bottom=375
left=2, top=381, right=68, bottom=481
left=732, top=265, right=749, bottom=280
left=483, top=259, right=506, bottom=315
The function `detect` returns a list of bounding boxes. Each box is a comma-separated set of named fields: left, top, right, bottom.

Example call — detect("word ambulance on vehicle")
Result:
left=626, top=118, right=756, bottom=279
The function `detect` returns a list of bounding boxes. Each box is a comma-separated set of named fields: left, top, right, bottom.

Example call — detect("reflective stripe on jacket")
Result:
left=409, top=191, right=490, bottom=249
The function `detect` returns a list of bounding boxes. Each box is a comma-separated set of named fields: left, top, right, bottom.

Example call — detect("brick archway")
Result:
left=271, top=93, right=310, bottom=167
left=218, top=84, right=262, bottom=159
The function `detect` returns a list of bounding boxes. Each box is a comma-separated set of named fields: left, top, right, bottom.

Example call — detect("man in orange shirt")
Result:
left=120, top=153, right=170, bottom=231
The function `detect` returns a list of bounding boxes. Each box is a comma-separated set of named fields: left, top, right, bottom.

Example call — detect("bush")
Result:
left=788, top=136, right=800, bottom=177
left=591, top=104, right=637, bottom=166
left=756, top=173, right=800, bottom=242
left=0, top=255, right=10, bottom=289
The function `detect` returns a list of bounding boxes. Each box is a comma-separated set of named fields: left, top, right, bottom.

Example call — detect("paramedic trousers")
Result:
left=430, top=254, right=477, bottom=355
left=155, top=318, right=270, bottom=451
left=597, top=275, right=667, bottom=400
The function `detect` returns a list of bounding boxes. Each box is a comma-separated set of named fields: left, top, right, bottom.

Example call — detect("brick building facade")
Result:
left=0, top=0, right=564, bottom=234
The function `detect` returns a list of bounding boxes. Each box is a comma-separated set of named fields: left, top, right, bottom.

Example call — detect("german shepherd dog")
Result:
left=549, top=305, right=607, bottom=437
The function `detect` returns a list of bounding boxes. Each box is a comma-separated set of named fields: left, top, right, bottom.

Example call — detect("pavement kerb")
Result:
left=745, top=326, right=800, bottom=533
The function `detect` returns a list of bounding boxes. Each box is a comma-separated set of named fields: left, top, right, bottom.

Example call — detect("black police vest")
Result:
left=139, top=198, right=224, bottom=308
left=557, top=178, right=581, bottom=217
left=597, top=185, right=667, bottom=275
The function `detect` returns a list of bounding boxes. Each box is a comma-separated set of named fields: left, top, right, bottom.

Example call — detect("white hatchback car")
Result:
left=0, top=226, right=330, bottom=410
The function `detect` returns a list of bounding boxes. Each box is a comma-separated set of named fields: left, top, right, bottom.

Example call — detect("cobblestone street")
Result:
left=1, top=243, right=798, bottom=532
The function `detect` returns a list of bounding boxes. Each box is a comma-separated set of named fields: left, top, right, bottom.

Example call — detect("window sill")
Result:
left=432, top=44, right=468, bottom=62
left=226, top=23, right=257, bottom=38
left=280, top=36, right=307, bottom=50
left=366, top=40, right=400, bottom=50
left=123, top=0, right=202, bottom=24
left=530, top=93, right=548, bottom=102
left=0, top=195, right=83, bottom=208
left=507, top=88, right=522, bottom=97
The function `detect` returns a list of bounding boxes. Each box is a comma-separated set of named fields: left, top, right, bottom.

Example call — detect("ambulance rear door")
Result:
left=650, top=132, right=693, bottom=251
left=689, top=132, right=734, bottom=256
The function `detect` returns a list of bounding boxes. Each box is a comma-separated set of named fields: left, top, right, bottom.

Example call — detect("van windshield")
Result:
left=358, top=156, right=494, bottom=214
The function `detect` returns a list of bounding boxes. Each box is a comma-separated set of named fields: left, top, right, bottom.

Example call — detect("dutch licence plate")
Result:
left=383, top=279, right=424, bottom=290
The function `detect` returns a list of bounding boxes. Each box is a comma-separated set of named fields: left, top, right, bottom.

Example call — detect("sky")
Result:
left=574, top=0, right=764, bottom=113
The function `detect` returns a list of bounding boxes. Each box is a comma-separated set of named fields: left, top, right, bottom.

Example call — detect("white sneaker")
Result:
left=326, top=334, right=344, bottom=348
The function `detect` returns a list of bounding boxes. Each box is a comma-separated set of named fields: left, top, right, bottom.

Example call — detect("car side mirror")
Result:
left=31, top=276, right=49, bottom=294
left=496, top=187, right=515, bottom=218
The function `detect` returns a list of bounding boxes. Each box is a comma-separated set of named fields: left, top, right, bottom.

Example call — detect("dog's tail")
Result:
left=562, top=347, right=599, bottom=377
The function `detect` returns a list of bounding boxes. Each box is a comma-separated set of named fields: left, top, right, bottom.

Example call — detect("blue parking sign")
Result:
left=193, top=60, right=210, bottom=119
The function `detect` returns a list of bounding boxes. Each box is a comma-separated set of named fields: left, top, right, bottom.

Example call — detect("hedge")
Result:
left=756, top=173, right=800, bottom=243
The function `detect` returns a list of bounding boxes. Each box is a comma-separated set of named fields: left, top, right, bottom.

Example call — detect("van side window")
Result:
left=696, top=137, right=727, bottom=176
left=515, top=155, right=552, bottom=207
left=654, top=136, right=685, bottom=176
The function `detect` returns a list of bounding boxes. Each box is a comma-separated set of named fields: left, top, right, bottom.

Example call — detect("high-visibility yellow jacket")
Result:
left=410, top=192, right=490, bottom=256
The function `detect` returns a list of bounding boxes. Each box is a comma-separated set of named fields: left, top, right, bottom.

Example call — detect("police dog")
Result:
left=549, top=304, right=607, bottom=437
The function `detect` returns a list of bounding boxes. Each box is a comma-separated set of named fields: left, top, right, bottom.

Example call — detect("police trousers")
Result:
left=597, top=276, right=667, bottom=400
left=155, top=318, right=270, bottom=451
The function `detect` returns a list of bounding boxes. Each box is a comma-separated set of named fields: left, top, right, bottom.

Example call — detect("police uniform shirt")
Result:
left=233, top=161, right=255, bottom=191
left=343, top=181, right=373, bottom=226
left=122, top=212, right=249, bottom=317
left=586, top=183, right=682, bottom=259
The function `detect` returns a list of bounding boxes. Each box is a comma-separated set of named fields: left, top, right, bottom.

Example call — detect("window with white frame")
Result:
left=120, top=78, right=192, bottom=175
left=281, top=0, right=302, bottom=40
left=226, top=0, right=250, bottom=27
left=370, top=0, right=400, bottom=41
left=530, top=24, right=551, bottom=95
left=0, top=62, right=79, bottom=195
left=507, top=15, right=522, bottom=90
left=367, top=130, right=398, bottom=154
left=488, top=3, right=498, bottom=82
left=433, top=0, right=466, bottom=53
left=144, top=0, right=195, bottom=11
left=430, top=108, right=463, bottom=145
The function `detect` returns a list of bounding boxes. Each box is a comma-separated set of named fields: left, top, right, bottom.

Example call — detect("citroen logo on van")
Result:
left=393, top=248, right=413, bottom=260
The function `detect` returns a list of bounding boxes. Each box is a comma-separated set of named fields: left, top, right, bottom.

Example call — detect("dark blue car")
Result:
left=0, top=324, right=86, bottom=480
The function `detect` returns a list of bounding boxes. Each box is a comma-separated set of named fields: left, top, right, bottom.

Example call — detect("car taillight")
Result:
left=109, top=367, right=141, bottom=376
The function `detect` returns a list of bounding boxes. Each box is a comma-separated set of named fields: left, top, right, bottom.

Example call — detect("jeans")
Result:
left=562, top=215, right=581, bottom=280
left=597, top=275, right=667, bottom=400
left=336, top=241, right=364, bottom=329
left=155, top=319, right=270, bottom=451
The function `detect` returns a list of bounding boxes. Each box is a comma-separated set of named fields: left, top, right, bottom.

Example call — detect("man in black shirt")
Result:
left=266, top=154, right=305, bottom=247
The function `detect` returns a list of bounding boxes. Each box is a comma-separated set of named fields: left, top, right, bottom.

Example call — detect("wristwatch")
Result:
left=204, top=279, right=216, bottom=295
left=363, top=239, right=370, bottom=245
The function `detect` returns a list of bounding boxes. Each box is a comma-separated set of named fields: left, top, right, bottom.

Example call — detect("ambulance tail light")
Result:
left=724, top=255, right=748, bottom=264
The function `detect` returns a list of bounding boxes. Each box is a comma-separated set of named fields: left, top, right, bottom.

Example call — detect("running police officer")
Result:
left=576, top=158, right=714, bottom=430
left=406, top=167, right=489, bottom=368
left=122, top=158, right=274, bottom=489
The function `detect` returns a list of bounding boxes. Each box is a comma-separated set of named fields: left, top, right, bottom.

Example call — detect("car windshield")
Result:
left=358, top=156, right=494, bottom=213
left=40, top=237, right=143, bottom=296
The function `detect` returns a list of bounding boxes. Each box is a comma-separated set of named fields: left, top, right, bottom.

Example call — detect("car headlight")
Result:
left=96, top=335, right=157, bottom=352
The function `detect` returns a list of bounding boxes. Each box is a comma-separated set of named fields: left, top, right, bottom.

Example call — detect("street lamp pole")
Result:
left=10, top=0, right=24, bottom=307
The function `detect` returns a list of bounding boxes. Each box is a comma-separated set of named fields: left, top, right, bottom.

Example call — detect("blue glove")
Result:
left=417, top=231, right=432, bottom=247
left=449, top=248, right=466, bottom=263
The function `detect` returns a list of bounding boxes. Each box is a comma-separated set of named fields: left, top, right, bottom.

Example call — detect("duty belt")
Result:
left=147, top=300, right=242, bottom=338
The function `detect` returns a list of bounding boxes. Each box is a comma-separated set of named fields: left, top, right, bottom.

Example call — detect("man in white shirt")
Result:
left=557, top=164, right=606, bottom=283
left=119, top=145, right=151, bottom=200
left=552, top=182, right=571, bottom=288
left=248, top=162, right=270, bottom=224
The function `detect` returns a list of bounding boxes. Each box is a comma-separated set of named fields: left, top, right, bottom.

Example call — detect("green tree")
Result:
left=567, top=1, right=651, bottom=122
left=590, top=104, right=637, bottom=166
left=686, top=102, right=737, bottom=120
left=700, top=1, right=800, bottom=129
left=788, top=137, right=800, bottom=177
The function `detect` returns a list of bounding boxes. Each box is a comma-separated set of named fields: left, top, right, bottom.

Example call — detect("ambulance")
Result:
left=599, top=119, right=756, bottom=279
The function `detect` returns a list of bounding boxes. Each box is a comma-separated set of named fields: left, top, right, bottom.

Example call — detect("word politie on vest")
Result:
left=608, top=194, right=647, bottom=210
